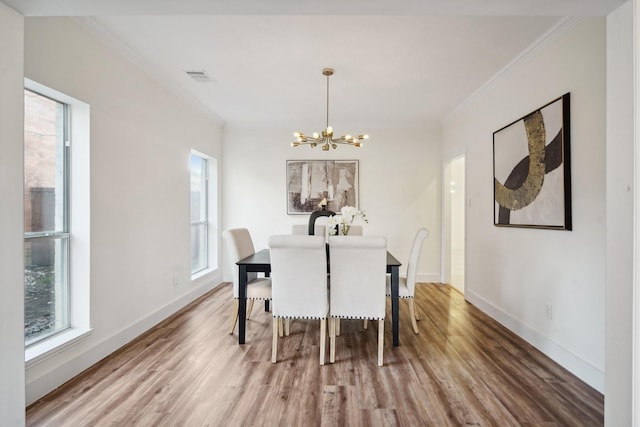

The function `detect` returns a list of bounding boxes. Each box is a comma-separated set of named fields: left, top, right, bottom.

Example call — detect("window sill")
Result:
left=191, top=268, right=215, bottom=282
left=25, top=327, right=92, bottom=368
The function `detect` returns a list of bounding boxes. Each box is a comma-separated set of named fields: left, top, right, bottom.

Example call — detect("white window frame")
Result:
left=24, top=88, right=71, bottom=345
left=25, top=79, right=91, bottom=366
left=190, top=150, right=218, bottom=279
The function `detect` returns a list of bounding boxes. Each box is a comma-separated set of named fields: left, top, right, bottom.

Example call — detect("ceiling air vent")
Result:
left=185, top=70, right=212, bottom=83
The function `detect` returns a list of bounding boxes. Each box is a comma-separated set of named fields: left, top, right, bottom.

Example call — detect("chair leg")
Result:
left=272, top=317, right=278, bottom=363
left=229, top=299, right=239, bottom=334
left=279, top=318, right=284, bottom=337
left=319, top=319, right=326, bottom=366
left=363, top=319, right=368, bottom=329
left=246, top=299, right=255, bottom=320
left=408, top=298, right=419, bottom=334
left=412, top=298, right=421, bottom=320
left=285, top=318, right=290, bottom=336
left=378, top=319, right=384, bottom=367
left=336, top=318, right=341, bottom=336
left=330, top=318, right=336, bottom=363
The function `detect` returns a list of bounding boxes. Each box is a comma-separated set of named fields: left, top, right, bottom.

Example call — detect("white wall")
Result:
left=605, top=3, right=633, bottom=424
left=0, top=3, right=26, bottom=425
left=23, top=17, right=224, bottom=404
left=442, top=18, right=606, bottom=391
left=222, top=126, right=442, bottom=283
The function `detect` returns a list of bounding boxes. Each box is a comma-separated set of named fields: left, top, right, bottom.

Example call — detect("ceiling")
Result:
left=5, top=0, right=625, bottom=129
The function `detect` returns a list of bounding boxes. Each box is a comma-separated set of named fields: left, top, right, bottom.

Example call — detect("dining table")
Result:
left=236, top=248, right=403, bottom=346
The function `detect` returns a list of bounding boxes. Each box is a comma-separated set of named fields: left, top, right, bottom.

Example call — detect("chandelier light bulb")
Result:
left=312, top=132, right=319, bottom=139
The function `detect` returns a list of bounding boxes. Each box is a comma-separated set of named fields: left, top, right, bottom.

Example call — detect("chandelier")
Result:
left=291, top=68, right=369, bottom=151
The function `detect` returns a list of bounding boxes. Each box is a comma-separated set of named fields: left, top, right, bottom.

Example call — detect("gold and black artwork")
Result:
left=493, top=93, right=571, bottom=230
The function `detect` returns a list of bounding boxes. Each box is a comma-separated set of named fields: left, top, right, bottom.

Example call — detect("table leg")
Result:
left=239, top=265, right=248, bottom=345
left=264, top=271, right=270, bottom=311
left=391, top=265, right=400, bottom=346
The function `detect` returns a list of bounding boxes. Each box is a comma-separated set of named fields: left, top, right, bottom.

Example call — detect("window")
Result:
left=190, top=153, right=209, bottom=274
left=24, top=80, right=91, bottom=362
left=24, top=89, right=70, bottom=345
left=190, top=151, right=218, bottom=278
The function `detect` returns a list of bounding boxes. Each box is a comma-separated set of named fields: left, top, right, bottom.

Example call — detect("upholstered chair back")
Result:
left=268, top=235, right=328, bottom=319
left=405, top=228, right=429, bottom=295
left=291, top=224, right=327, bottom=237
left=329, top=236, right=387, bottom=320
left=223, top=228, right=258, bottom=298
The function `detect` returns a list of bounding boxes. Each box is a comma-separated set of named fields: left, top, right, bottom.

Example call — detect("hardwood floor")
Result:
left=26, top=283, right=604, bottom=426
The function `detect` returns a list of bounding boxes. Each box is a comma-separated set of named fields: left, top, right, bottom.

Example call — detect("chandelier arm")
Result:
left=331, top=138, right=355, bottom=145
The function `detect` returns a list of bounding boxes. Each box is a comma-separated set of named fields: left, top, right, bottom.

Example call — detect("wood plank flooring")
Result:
left=26, top=283, right=604, bottom=426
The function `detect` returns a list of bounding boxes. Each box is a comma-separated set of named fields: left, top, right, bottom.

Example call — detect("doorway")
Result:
left=443, top=155, right=465, bottom=293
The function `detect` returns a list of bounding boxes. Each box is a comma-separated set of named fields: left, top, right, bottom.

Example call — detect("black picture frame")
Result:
left=493, top=93, right=571, bottom=230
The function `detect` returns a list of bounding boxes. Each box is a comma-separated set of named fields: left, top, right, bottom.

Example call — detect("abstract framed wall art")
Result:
left=493, top=93, right=571, bottom=230
left=286, top=160, right=359, bottom=214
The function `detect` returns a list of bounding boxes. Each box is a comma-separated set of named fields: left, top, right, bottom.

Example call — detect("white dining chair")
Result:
left=329, top=235, right=387, bottom=366
left=223, top=228, right=272, bottom=334
left=269, top=235, right=329, bottom=365
left=386, top=227, right=429, bottom=334
left=291, top=224, right=326, bottom=236
left=330, top=223, right=362, bottom=337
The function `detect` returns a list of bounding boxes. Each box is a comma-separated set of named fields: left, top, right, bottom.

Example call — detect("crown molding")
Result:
left=442, top=16, right=583, bottom=124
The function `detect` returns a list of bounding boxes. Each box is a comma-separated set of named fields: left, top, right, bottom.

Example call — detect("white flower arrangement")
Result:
left=327, top=206, right=368, bottom=235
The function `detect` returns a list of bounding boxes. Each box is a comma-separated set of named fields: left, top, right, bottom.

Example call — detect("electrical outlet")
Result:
left=544, top=303, right=553, bottom=320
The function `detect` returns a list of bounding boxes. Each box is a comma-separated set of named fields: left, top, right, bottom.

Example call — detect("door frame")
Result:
left=442, top=152, right=466, bottom=293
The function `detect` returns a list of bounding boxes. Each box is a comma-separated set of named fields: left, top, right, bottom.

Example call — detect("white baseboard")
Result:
left=416, top=273, right=442, bottom=283
left=26, top=278, right=222, bottom=405
left=465, top=289, right=604, bottom=393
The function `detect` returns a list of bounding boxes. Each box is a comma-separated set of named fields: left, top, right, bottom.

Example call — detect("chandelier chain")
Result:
left=326, top=73, right=330, bottom=130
